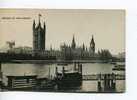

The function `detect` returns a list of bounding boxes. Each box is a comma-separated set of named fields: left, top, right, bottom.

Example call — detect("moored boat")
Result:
left=112, top=63, right=125, bottom=71
left=54, top=63, right=82, bottom=90
left=7, top=75, right=37, bottom=90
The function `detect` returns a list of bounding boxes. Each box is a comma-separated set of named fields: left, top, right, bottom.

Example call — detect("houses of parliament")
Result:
left=5, top=14, right=98, bottom=60
left=32, top=14, right=96, bottom=60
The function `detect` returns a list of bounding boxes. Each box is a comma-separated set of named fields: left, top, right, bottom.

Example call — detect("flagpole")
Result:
left=38, top=14, right=42, bottom=23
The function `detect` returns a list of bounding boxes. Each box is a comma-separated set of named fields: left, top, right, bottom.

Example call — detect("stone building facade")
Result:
left=33, top=14, right=46, bottom=52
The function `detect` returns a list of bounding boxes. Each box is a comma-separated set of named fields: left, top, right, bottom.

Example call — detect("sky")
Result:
left=0, top=9, right=125, bottom=54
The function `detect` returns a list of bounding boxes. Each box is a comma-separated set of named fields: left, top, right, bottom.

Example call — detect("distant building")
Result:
left=33, top=14, right=46, bottom=52
left=60, top=35, right=96, bottom=60
left=7, top=46, right=33, bottom=54
left=118, top=52, right=125, bottom=59
left=113, top=52, right=125, bottom=62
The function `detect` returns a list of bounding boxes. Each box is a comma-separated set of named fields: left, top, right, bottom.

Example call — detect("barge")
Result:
left=112, top=63, right=125, bottom=71
left=7, top=75, right=37, bottom=91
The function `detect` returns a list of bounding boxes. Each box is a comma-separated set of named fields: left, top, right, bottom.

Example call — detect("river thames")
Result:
left=1, top=62, right=125, bottom=92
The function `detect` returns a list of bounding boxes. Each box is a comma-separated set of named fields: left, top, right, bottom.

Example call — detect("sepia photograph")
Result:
left=0, top=9, right=125, bottom=93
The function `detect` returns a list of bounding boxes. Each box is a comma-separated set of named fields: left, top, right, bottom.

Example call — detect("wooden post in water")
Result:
left=111, top=73, right=116, bottom=91
left=103, top=73, right=116, bottom=92
left=108, top=74, right=111, bottom=89
left=74, top=62, right=77, bottom=71
left=48, top=67, right=50, bottom=79
left=0, top=62, right=1, bottom=77
left=62, top=66, right=65, bottom=77
left=79, top=64, right=82, bottom=74
left=0, top=62, right=2, bottom=89
left=104, top=74, right=107, bottom=90
left=97, top=73, right=102, bottom=92
left=77, top=63, right=79, bottom=73
left=55, top=67, right=58, bottom=77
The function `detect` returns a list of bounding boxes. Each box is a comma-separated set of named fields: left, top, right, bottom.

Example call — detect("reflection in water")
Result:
left=1, top=63, right=125, bottom=92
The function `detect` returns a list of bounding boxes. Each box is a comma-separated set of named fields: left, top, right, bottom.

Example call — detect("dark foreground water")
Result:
left=1, top=63, right=125, bottom=92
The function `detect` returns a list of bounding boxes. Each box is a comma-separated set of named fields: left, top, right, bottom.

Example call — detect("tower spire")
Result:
left=38, top=14, right=41, bottom=23
left=82, top=43, right=85, bottom=51
left=71, top=34, right=76, bottom=49
left=33, top=20, right=35, bottom=29
left=91, top=35, right=95, bottom=45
